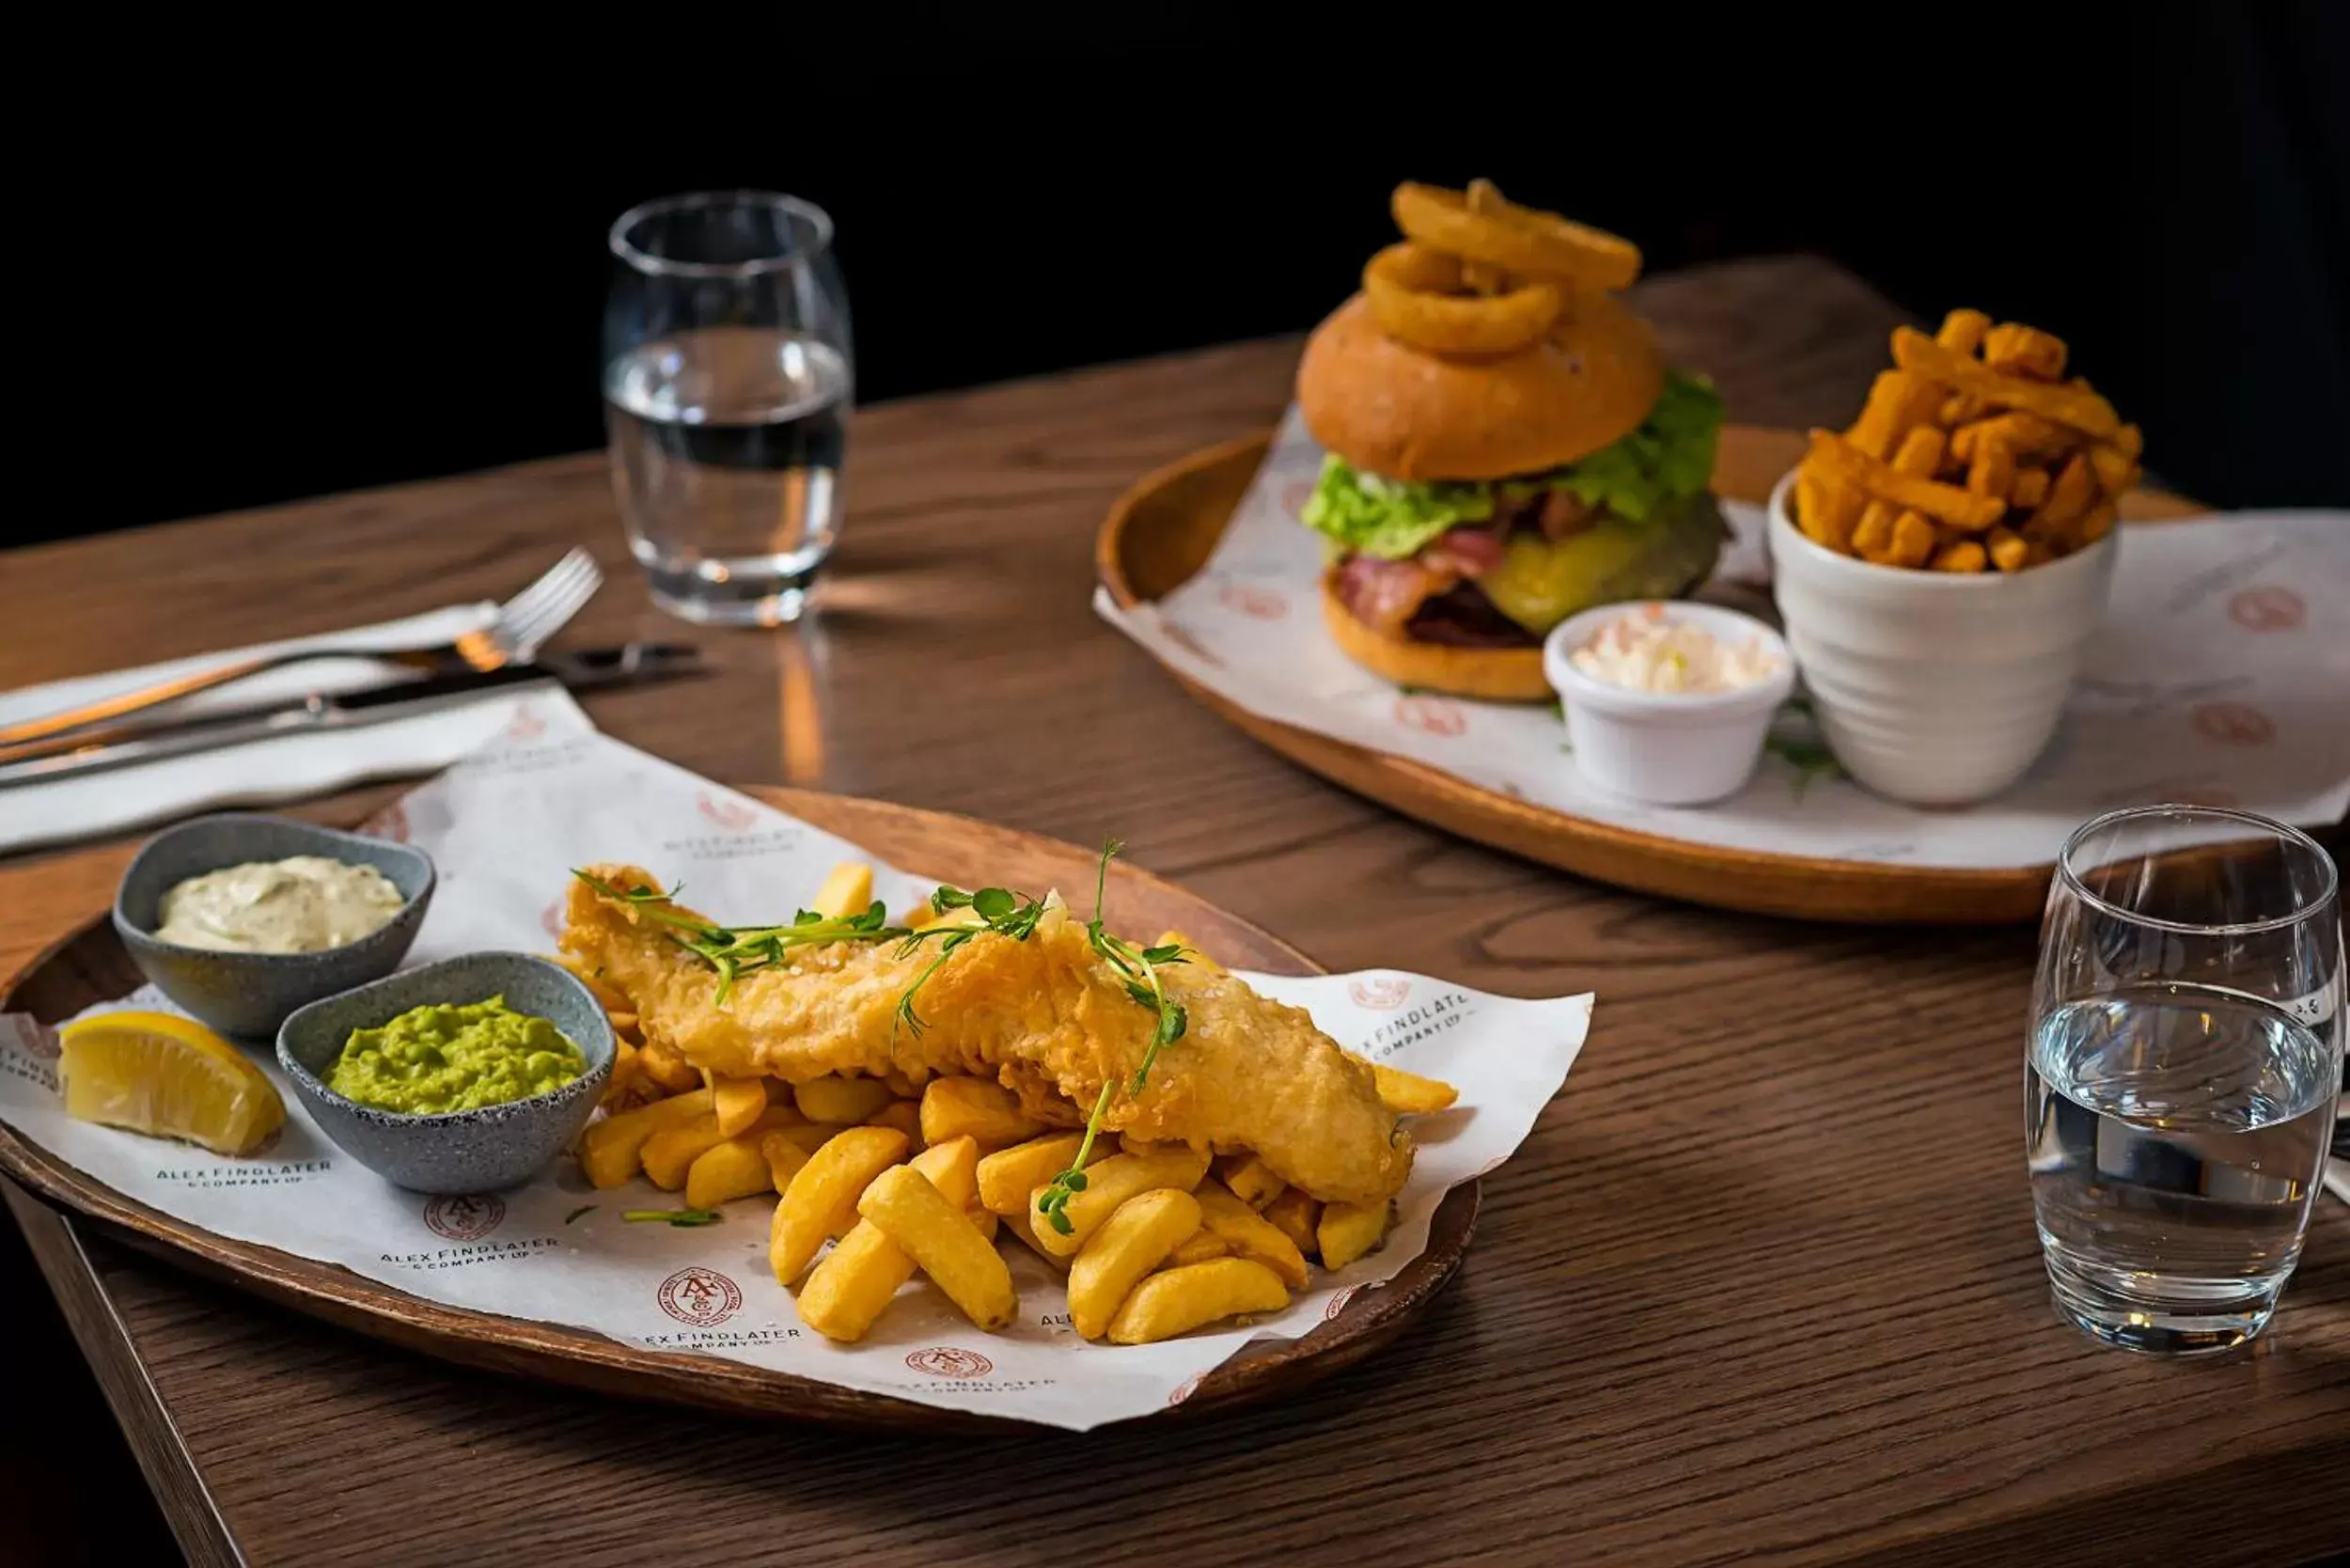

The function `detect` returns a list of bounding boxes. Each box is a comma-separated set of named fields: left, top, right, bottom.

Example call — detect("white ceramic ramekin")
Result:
left=1765, top=470, right=2118, bottom=808
left=1543, top=602, right=1796, bottom=807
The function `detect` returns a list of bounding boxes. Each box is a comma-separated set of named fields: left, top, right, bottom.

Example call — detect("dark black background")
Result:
left=9, top=5, right=2343, bottom=554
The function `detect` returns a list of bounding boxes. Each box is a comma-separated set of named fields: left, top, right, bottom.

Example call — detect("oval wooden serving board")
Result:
left=1098, top=424, right=2204, bottom=924
left=0, top=791, right=1477, bottom=1433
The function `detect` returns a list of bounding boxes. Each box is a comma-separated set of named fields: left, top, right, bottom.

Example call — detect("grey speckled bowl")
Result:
left=113, top=813, right=436, bottom=1039
left=276, top=952, right=615, bottom=1195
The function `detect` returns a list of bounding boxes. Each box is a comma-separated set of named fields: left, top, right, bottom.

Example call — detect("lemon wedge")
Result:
left=57, top=1011, right=286, bottom=1155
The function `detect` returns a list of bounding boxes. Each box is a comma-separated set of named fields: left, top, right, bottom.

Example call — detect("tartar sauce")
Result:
left=154, top=856, right=406, bottom=953
left=1570, top=606, right=1781, bottom=696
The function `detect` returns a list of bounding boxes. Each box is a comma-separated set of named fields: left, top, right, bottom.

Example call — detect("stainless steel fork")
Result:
left=0, top=548, right=603, bottom=745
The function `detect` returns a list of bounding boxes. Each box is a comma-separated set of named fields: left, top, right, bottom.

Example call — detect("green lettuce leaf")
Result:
left=1298, top=460, right=1496, bottom=560
left=1296, top=369, right=1725, bottom=557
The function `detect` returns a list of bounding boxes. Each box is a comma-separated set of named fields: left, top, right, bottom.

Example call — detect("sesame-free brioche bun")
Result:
left=1318, top=572, right=1551, bottom=702
left=1297, top=291, right=1666, bottom=482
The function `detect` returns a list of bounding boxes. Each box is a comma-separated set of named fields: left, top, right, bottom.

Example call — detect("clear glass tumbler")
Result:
left=2028, top=805, right=2342, bottom=1354
left=603, top=192, right=853, bottom=625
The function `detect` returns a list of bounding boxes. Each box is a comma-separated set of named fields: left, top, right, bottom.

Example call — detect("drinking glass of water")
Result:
left=2028, top=804, right=2342, bottom=1355
left=604, top=192, right=852, bottom=625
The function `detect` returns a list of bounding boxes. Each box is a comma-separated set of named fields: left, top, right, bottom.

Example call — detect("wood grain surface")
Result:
left=1096, top=426, right=2207, bottom=924
left=1, top=257, right=2343, bottom=1568
left=0, top=791, right=1479, bottom=1431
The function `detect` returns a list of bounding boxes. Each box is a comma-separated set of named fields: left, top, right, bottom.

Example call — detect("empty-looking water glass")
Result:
left=604, top=192, right=853, bottom=626
left=2028, top=804, right=2342, bottom=1355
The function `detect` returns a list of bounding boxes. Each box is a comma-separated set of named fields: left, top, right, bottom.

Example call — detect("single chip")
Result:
left=1795, top=463, right=1863, bottom=551
left=1987, top=526, right=2030, bottom=573
left=1106, top=1258, right=1291, bottom=1346
left=1934, top=308, right=1993, bottom=356
left=1851, top=499, right=1897, bottom=561
left=1982, top=322, right=2068, bottom=382
left=1890, top=425, right=1948, bottom=478
left=1887, top=510, right=1938, bottom=568
left=1847, top=370, right=1947, bottom=462
left=2009, top=467, right=2051, bottom=510
left=1930, top=540, right=1989, bottom=572
left=2034, top=452, right=2096, bottom=530
left=1317, top=1200, right=1392, bottom=1271
left=1966, top=437, right=2016, bottom=501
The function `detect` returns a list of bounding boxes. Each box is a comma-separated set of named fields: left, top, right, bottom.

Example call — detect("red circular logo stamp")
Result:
left=657, top=1267, right=743, bottom=1327
left=540, top=897, right=568, bottom=941
left=1348, top=978, right=1411, bottom=1011
left=1279, top=478, right=1315, bottom=515
left=1167, top=1373, right=1205, bottom=1407
left=504, top=701, right=548, bottom=740
left=1323, top=1286, right=1360, bottom=1323
left=423, top=1194, right=506, bottom=1242
left=697, top=792, right=759, bottom=832
left=1394, top=694, right=1467, bottom=738
left=1217, top=583, right=1290, bottom=620
left=904, top=1347, right=994, bottom=1379
left=359, top=802, right=411, bottom=842
left=2229, top=587, right=2304, bottom=632
left=2192, top=701, right=2275, bottom=746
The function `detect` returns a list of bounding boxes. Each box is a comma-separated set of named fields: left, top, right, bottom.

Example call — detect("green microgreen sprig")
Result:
left=622, top=1207, right=719, bottom=1228
left=1034, top=840, right=1190, bottom=1235
left=886, top=885, right=1050, bottom=1037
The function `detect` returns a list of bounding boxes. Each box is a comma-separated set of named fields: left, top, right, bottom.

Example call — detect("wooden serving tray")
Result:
left=1097, top=424, right=2203, bottom=924
left=0, top=791, right=1476, bottom=1432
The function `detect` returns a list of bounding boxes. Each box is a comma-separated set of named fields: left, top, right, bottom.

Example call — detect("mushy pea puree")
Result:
left=329, top=996, right=585, bottom=1115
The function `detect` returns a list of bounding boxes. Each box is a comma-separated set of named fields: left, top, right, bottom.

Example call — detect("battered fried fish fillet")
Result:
left=563, top=866, right=1412, bottom=1206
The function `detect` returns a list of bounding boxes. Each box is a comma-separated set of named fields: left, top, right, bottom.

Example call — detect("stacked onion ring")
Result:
left=1359, top=180, right=1644, bottom=359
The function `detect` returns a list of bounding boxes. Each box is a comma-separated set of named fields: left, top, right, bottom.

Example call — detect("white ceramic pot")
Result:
left=1765, top=471, right=2117, bottom=808
left=1543, top=602, right=1796, bottom=807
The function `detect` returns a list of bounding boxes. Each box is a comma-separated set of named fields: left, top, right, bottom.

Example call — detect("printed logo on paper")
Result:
left=423, top=1194, right=506, bottom=1242
left=905, top=1346, right=994, bottom=1380
left=1278, top=478, right=1316, bottom=516
left=2228, top=587, right=2304, bottom=633
left=1349, top=977, right=1411, bottom=1011
left=696, top=792, right=760, bottom=833
left=359, top=801, right=411, bottom=842
left=2191, top=701, right=2275, bottom=746
left=657, top=1267, right=744, bottom=1327
left=8, top=1016, right=61, bottom=1062
left=1217, top=583, right=1290, bottom=620
left=1393, top=694, right=1466, bottom=738
left=1167, top=1373, right=1205, bottom=1407
left=540, top=897, right=568, bottom=941
left=504, top=701, right=548, bottom=740
left=1323, top=1286, right=1360, bottom=1323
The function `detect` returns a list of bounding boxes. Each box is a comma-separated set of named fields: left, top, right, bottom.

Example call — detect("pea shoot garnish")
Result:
left=622, top=1207, right=720, bottom=1227
left=1035, top=840, right=1190, bottom=1235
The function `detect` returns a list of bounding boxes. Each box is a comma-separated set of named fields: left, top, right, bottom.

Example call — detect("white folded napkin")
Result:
left=0, top=606, right=589, bottom=856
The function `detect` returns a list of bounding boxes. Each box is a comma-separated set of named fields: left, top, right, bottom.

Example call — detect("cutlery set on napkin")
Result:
left=0, top=550, right=706, bottom=855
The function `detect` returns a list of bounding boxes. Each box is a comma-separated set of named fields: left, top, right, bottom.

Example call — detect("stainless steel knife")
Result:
left=0, top=644, right=704, bottom=788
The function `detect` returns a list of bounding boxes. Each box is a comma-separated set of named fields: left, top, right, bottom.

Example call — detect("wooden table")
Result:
left=3, top=257, right=2343, bottom=1568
